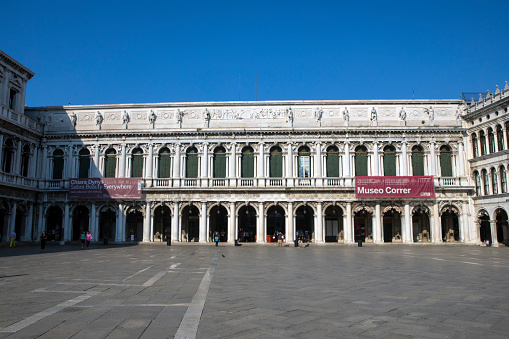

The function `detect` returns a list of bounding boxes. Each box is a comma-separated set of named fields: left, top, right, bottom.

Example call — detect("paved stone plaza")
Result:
left=0, top=243, right=508, bottom=338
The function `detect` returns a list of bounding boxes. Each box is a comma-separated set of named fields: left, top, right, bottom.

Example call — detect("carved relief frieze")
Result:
left=210, top=109, right=244, bottom=120
left=293, top=108, right=312, bottom=119
left=435, top=107, right=454, bottom=119
left=327, top=108, right=342, bottom=118
left=350, top=107, right=369, bottom=119
left=131, top=111, right=148, bottom=121
left=79, top=112, right=95, bottom=124
left=158, top=110, right=174, bottom=120
left=378, top=107, right=398, bottom=119
left=103, top=111, right=121, bottom=123
left=406, top=107, right=426, bottom=119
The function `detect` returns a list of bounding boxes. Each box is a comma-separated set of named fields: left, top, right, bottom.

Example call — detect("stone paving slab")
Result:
left=0, top=244, right=508, bottom=338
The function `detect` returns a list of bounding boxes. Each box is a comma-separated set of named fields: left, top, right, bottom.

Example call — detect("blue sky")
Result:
left=2, top=0, right=508, bottom=106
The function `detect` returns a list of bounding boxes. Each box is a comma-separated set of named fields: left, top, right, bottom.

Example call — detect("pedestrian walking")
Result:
left=85, top=231, right=92, bottom=249
left=214, top=231, right=219, bottom=247
left=80, top=231, right=86, bottom=248
left=9, top=230, right=16, bottom=248
left=40, top=232, right=47, bottom=253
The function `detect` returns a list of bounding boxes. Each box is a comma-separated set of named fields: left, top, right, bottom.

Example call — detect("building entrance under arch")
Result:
left=182, top=205, right=199, bottom=242
left=479, top=214, right=491, bottom=243
left=238, top=205, right=256, bottom=242
left=413, top=208, right=431, bottom=242
left=15, top=206, right=26, bottom=241
left=267, top=206, right=285, bottom=242
left=296, top=205, right=314, bottom=242
left=383, top=209, right=402, bottom=243
left=153, top=205, right=171, bottom=242
left=442, top=210, right=459, bottom=242
left=126, top=209, right=144, bottom=241
left=354, top=209, right=372, bottom=242
left=72, top=205, right=89, bottom=241
left=325, top=205, right=343, bottom=242
left=99, top=208, right=116, bottom=241
left=495, top=209, right=508, bottom=244
left=0, top=203, right=6, bottom=242
left=209, top=205, right=228, bottom=242
left=46, top=206, right=63, bottom=241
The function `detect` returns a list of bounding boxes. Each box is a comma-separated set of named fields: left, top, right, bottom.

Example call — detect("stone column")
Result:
left=200, top=202, right=207, bottom=243
left=116, top=204, right=124, bottom=242
left=9, top=201, right=17, bottom=235
left=14, top=138, right=22, bottom=174
left=41, top=145, right=49, bottom=180
left=258, top=142, right=265, bottom=187
left=93, top=144, right=101, bottom=177
left=286, top=143, right=293, bottom=186
left=402, top=141, right=408, bottom=176
left=229, top=202, right=236, bottom=243
left=24, top=203, right=34, bottom=241
left=201, top=143, right=208, bottom=187
left=429, top=141, right=436, bottom=176
left=460, top=201, right=469, bottom=243
left=345, top=202, right=353, bottom=244
left=316, top=142, right=322, bottom=187
left=150, top=207, right=154, bottom=242
left=30, top=145, right=38, bottom=179
left=119, top=143, right=126, bottom=178
left=174, top=144, right=181, bottom=187
left=432, top=203, right=441, bottom=243
left=147, top=143, right=154, bottom=179
left=63, top=203, right=70, bottom=241
left=373, top=141, right=379, bottom=176
left=344, top=143, right=351, bottom=185
left=375, top=203, right=382, bottom=243
left=287, top=202, right=294, bottom=242
left=316, top=202, right=323, bottom=243
left=0, top=134, right=3, bottom=170
left=458, top=142, right=465, bottom=176
left=257, top=202, right=264, bottom=243
left=143, top=203, right=151, bottom=242
left=172, top=202, right=179, bottom=243
left=229, top=143, right=236, bottom=186
left=37, top=204, right=44, bottom=237
left=403, top=203, right=412, bottom=243
left=66, top=145, right=74, bottom=179
left=90, top=203, right=96, bottom=237
left=490, top=220, right=499, bottom=247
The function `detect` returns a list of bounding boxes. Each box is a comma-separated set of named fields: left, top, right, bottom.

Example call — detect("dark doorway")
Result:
left=413, top=208, right=430, bottom=242
left=495, top=209, right=508, bottom=244
left=354, top=209, right=372, bottom=242
left=479, top=213, right=491, bottom=243
left=73, top=205, right=89, bottom=241
left=182, top=205, right=199, bottom=242
left=296, top=205, right=314, bottom=241
left=383, top=209, right=402, bottom=243
left=267, top=205, right=285, bottom=242
left=442, top=209, right=459, bottom=242
left=46, top=206, right=63, bottom=241
left=153, top=205, right=171, bottom=242
left=324, top=205, right=343, bottom=242
left=209, top=205, right=228, bottom=242
left=126, top=209, right=144, bottom=241
left=99, top=208, right=116, bottom=241
left=238, top=205, right=257, bottom=242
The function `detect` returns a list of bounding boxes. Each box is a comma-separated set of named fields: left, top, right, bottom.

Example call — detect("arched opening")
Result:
left=471, top=133, right=479, bottom=158
left=296, top=205, right=314, bottom=242
left=266, top=205, right=285, bottom=242
left=324, top=205, right=343, bottom=242
left=488, top=127, right=495, bottom=153
left=15, top=205, right=26, bottom=241
left=78, top=148, right=91, bottom=178
left=383, top=145, right=396, bottom=176
left=209, top=205, right=228, bottom=242
left=441, top=208, right=459, bottom=242
left=479, top=131, right=487, bottom=156
left=0, top=203, right=8, bottom=242
left=104, top=148, right=117, bottom=178
left=238, top=205, right=257, bottom=242
left=181, top=205, right=199, bottom=242
left=478, top=211, right=491, bottom=243
left=298, top=146, right=311, bottom=178
left=269, top=146, right=283, bottom=178
left=412, top=206, right=430, bottom=242
left=482, top=169, right=489, bottom=195
left=153, top=205, right=171, bottom=242
left=72, top=205, right=89, bottom=241
left=2, top=138, right=14, bottom=173
left=496, top=125, right=504, bottom=151
left=474, top=171, right=481, bottom=196
left=99, top=207, right=116, bottom=241
left=491, top=167, right=498, bottom=194
left=46, top=206, right=63, bottom=241
left=495, top=209, right=508, bottom=244
left=354, top=208, right=372, bottom=243
left=411, top=145, right=425, bottom=176
left=326, top=145, right=340, bottom=178
left=383, top=208, right=402, bottom=243
left=186, top=147, right=198, bottom=178
left=131, top=147, right=144, bottom=177
left=20, top=145, right=30, bottom=177
left=355, top=145, right=368, bottom=176
left=213, top=146, right=227, bottom=178
left=439, top=145, right=453, bottom=177
left=241, top=146, right=255, bottom=178
left=52, top=149, right=64, bottom=179
left=501, top=165, right=507, bottom=193
left=158, top=147, right=171, bottom=178
left=126, top=208, right=145, bottom=241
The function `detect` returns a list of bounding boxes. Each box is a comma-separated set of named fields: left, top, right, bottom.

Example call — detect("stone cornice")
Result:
left=0, top=50, right=35, bottom=80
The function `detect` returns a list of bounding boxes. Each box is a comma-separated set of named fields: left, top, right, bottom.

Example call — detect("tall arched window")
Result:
left=500, top=165, right=507, bottom=194
left=488, top=127, right=495, bottom=153
left=131, top=148, right=144, bottom=177
left=471, top=133, right=479, bottom=158
left=496, top=125, right=504, bottom=151
left=355, top=146, right=368, bottom=176
left=326, top=145, right=340, bottom=177
left=158, top=147, right=171, bottom=178
left=479, top=131, right=487, bottom=156
left=52, top=149, right=64, bottom=179
left=491, top=167, right=498, bottom=194
left=383, top=145, right=396, bottom=176
left=482, top=169, right=489, bottom=195
left=411, top=145, right=425, bottom=176
left=78, top=148, right=90, bottom=178
left=474, top=171, right=481, bottom=196
left=298, top=146, right=311, bottom=178
left=241, top=146, right=254, bottom=178
left=439, top=145, right=453, bottom=177
left=104, top=148, right=117, bottom=178
left=213, top=146, right=226, bottom=178
left=2, top=138, right=14, bottom=173
left=269, top=146, right=283, bottom=178
left=20, top=145, right=30, bottom=177
left=186, top=147, right=198, bottom=178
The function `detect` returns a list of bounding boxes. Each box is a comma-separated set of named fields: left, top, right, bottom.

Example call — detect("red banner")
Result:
left=69, top=178, right=142, bottom=199
left=355, top=176, right=435, bottom=199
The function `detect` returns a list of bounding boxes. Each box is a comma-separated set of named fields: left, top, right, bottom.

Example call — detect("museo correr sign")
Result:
left=355, top=176, right=435, bottom=199
left=69, top=178, right=142, bottom=199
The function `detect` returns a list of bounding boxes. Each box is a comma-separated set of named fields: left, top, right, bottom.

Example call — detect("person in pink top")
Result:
left=85, top=231, right=92, bottom=249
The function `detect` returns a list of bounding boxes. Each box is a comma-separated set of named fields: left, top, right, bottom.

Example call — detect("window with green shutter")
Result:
left=439, top=145, right=453, bottom=177
left=411, top=145, right=424, bottom=176
left=104, top=148, right=116, bottom=178
left=78, top=148, right=90, bottom=178
left=186, top=147, right=198, bottom=178
left=474, top=171, right=481, bottom=196
left=355, top=146, right=368, bottom=176
left=501, top=166, right=507, bottom=193
left=269, top=146, right=283, bottom=178
left=52, top=149, right=64, bottom=179
left=326, top=146, right=339, bottom=177
left=158, top=147, right=171, bottom=178
left=131, top=148, right=143, bottom=177
left=383, top=145, right=396, bottom=176
left=241, top=146, right=254, bottom=178
left=213, top=147, right=226, bottom=178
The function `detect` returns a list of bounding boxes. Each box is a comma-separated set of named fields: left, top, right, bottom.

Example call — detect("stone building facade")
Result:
left=2, top=49, right=506, bottom=246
